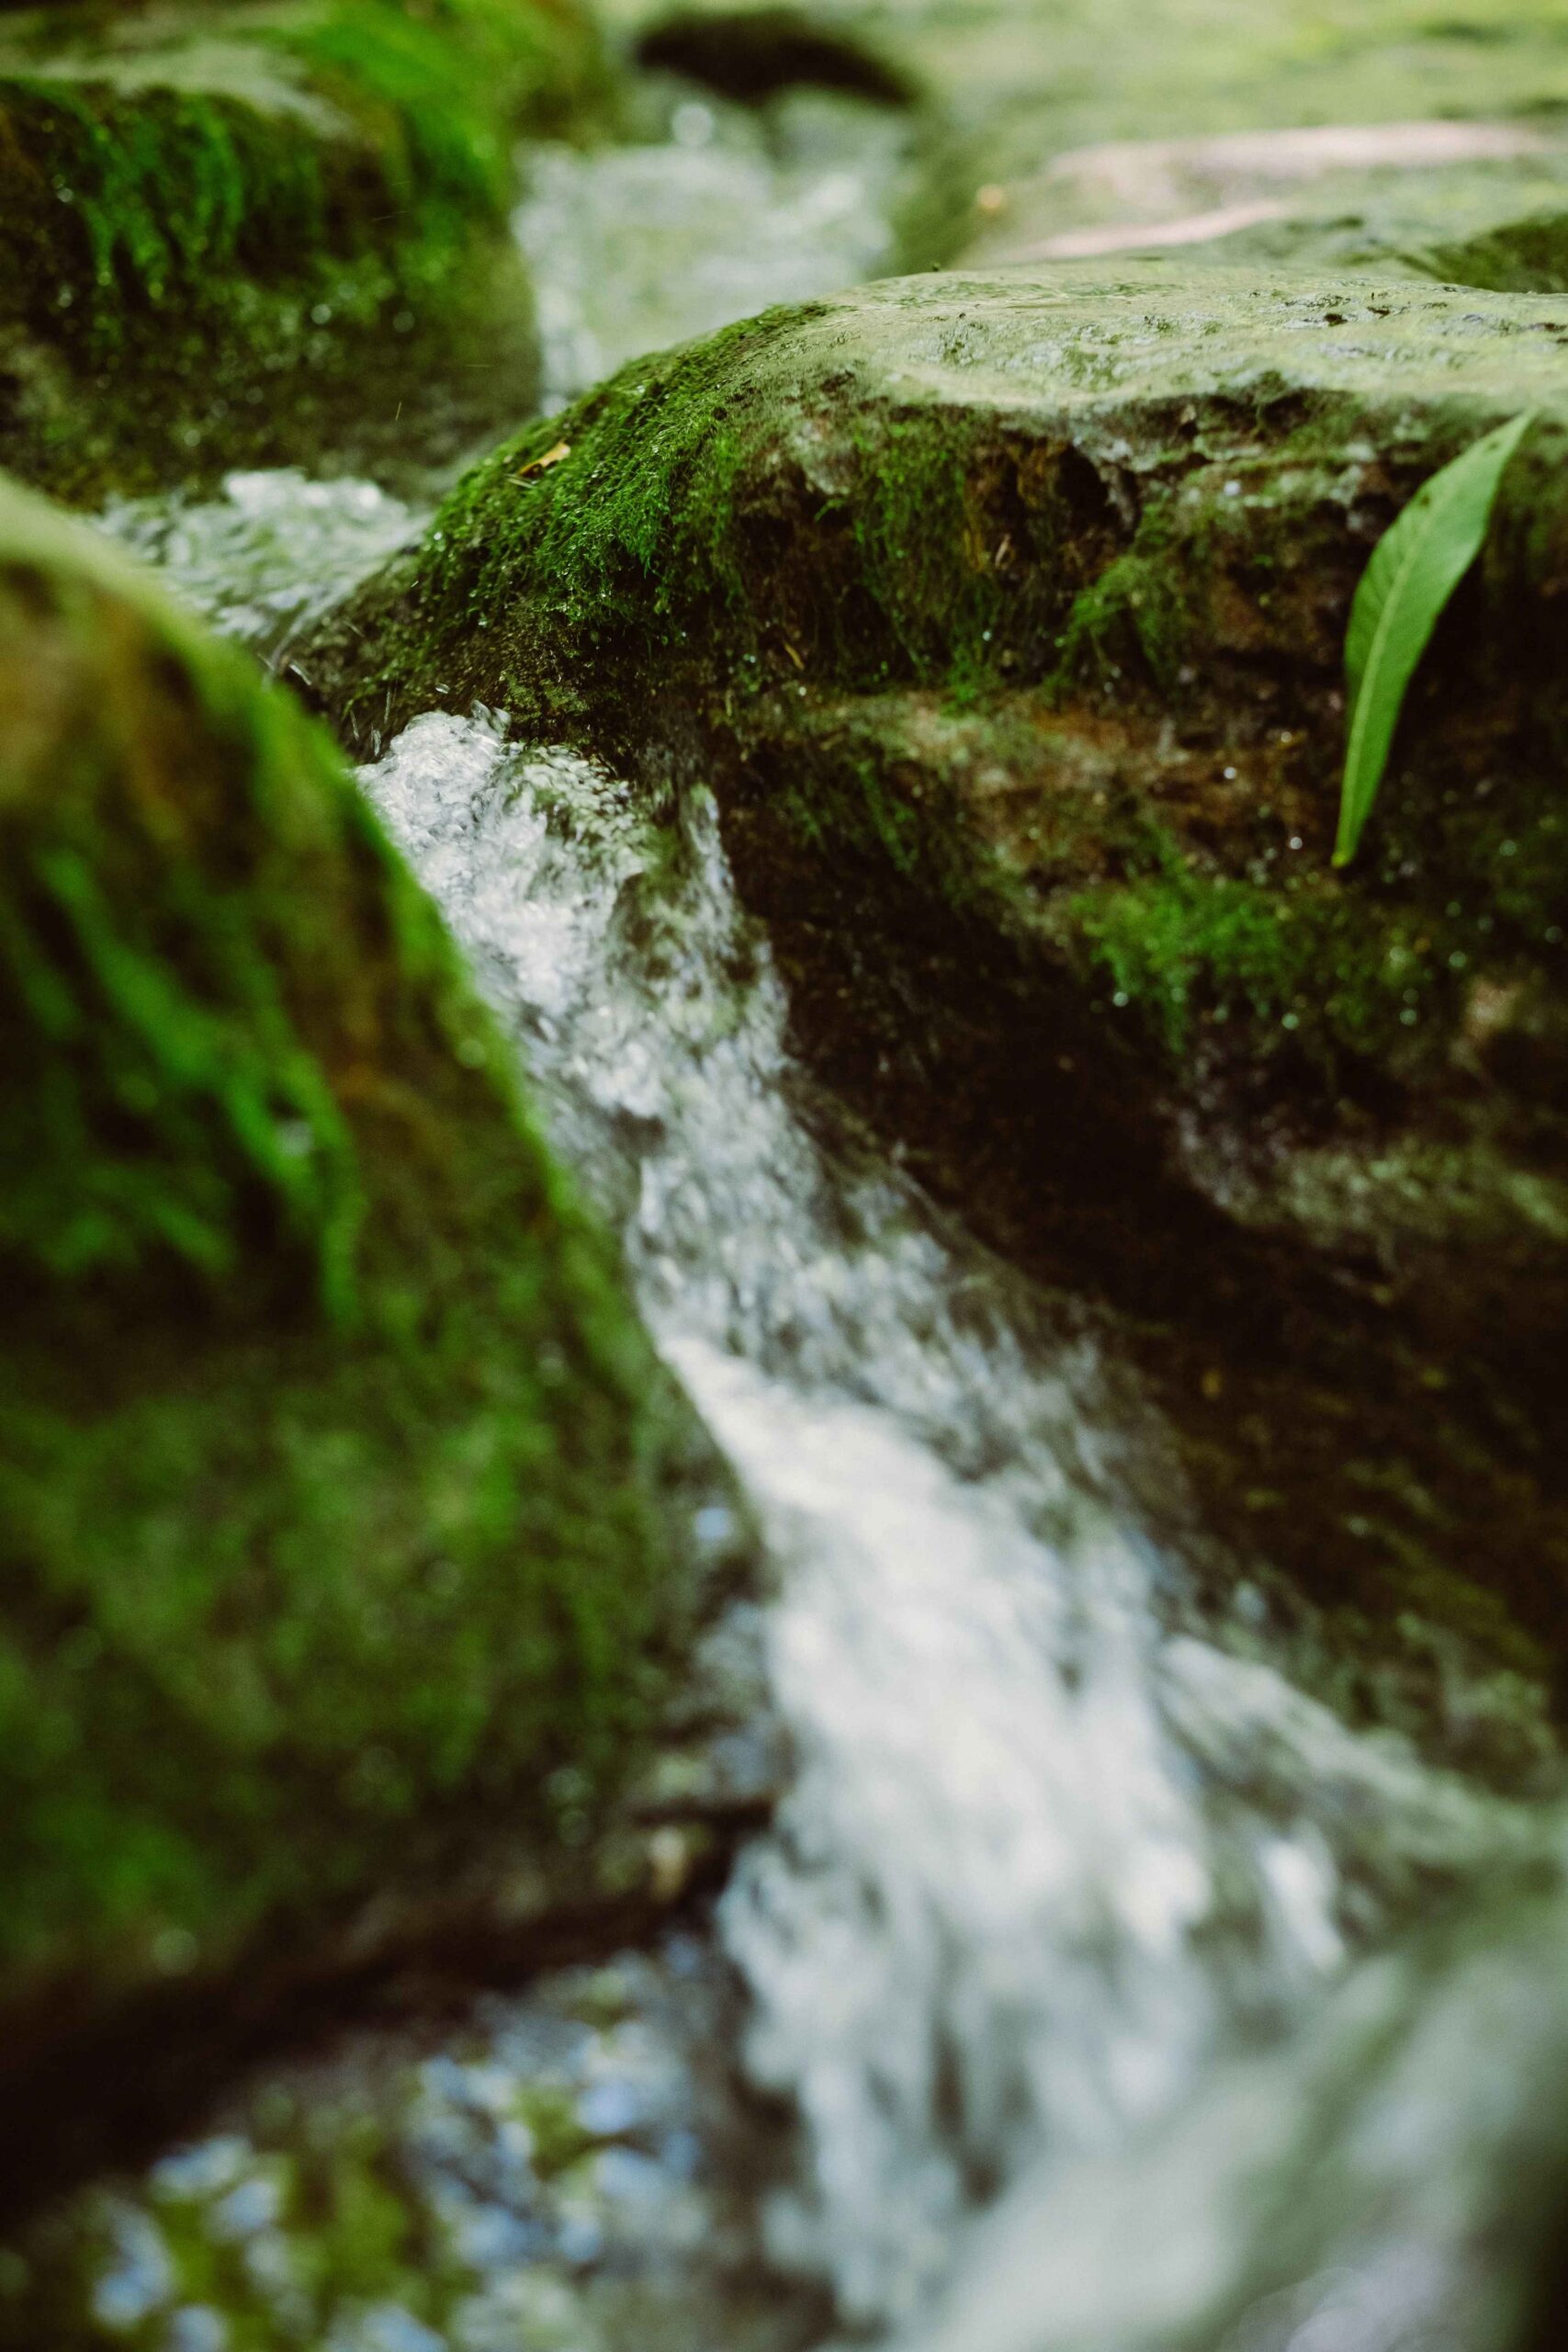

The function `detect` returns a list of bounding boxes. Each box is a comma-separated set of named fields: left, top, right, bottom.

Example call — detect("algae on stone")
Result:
left=0, top=468, right=740, bottom=2191
left=0, top=0, right=610, bottom=498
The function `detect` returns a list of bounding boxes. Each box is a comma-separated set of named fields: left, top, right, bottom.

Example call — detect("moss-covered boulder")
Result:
left=0, top=0, right=608, bottom=499
left=0, top=469, right=743, bottom=2207
left=310, top=258, right=1568, bottom=1771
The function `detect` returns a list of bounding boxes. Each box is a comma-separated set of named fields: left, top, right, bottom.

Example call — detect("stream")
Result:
left=65, top=66, right=1567, bottom=2352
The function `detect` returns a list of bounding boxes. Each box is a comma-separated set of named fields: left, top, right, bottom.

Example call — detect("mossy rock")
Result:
left=0, top=469, right=743, bottom=2210
left=310, top=258, right=1568, bottom=1772
left=0, top=0, right=610, bottom=500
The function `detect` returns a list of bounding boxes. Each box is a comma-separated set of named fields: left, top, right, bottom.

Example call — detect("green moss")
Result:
left=0, top=473, right=736, bottom=2020
left=0, top=0, right=610, bottom=495
left=0, top=542, right=368, bottom=1315
left=1065, top=859, right=1451, bottom=1072
left=424, top=315, right=806, bottom=657
left=838, top=413, right=1008, bottom=688
left=325, top=323, right=1126, bottom=752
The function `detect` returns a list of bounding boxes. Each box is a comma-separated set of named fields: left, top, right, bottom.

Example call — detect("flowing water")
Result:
left=513, top=86, right=917, bottom=412
left=99, top=469, right=426, bottom=668
left=95, top=82, right=914, bottom=660
left=62, top=72, right=1568, bottom=2352
left=351, top=716, right=1551, bottom=2352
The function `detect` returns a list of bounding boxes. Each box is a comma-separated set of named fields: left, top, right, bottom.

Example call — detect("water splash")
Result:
left=358, top=710, right=1529, bottom=2335
left=901, top=1838, right=1568, bottom=2352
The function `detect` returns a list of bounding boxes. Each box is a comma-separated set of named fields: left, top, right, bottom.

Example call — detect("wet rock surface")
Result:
left=1, top=1933, right=808, bottom=2352
left=0, top=471, right=750, bottom=2211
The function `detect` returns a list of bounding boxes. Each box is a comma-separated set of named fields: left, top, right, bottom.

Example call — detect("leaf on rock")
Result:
left=1335, top=412, right=1533, bottom=867
left=510, top=440, right=572, bottom=486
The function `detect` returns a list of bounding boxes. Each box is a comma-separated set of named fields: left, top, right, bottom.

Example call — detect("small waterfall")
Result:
left=357, top=711, right=1531, bottom=2339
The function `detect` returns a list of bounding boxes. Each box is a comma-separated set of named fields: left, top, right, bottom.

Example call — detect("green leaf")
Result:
left=1335, top=411, right=1534, bottom=867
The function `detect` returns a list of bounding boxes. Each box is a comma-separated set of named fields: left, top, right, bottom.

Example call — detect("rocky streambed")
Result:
left=3, top=3, right=1568, bottom=2349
